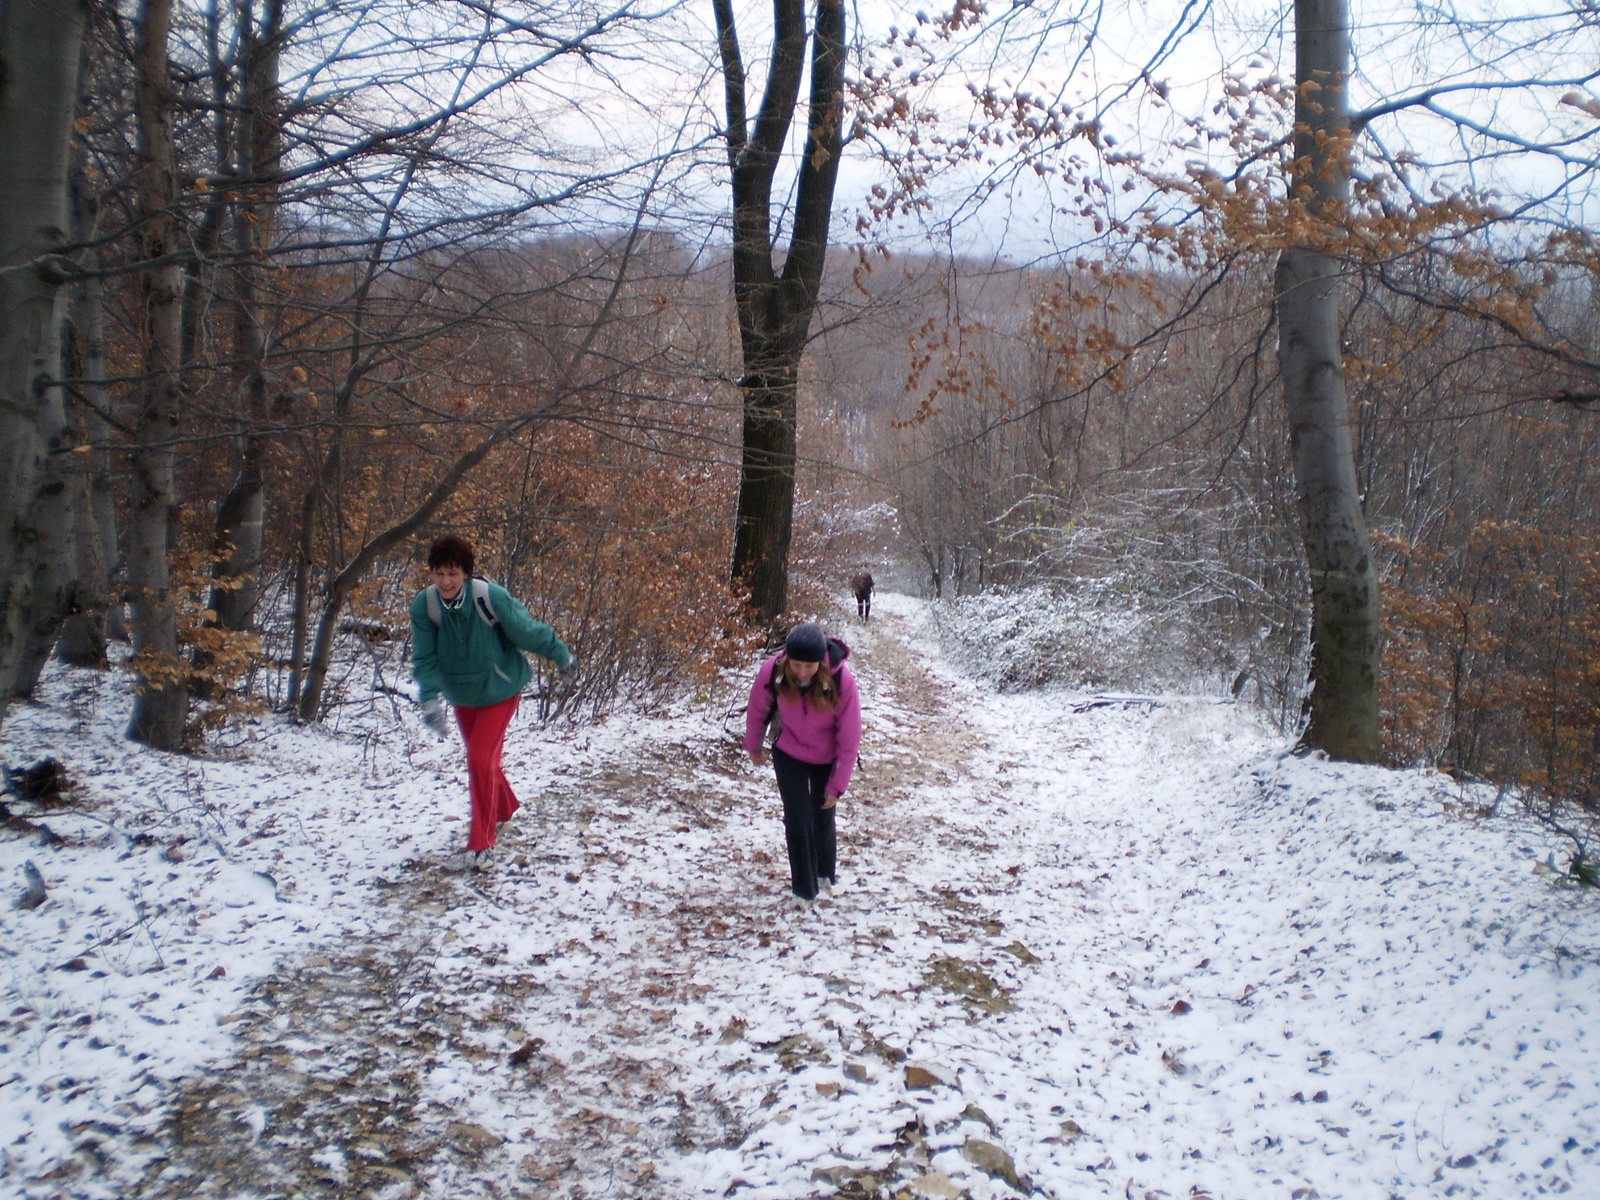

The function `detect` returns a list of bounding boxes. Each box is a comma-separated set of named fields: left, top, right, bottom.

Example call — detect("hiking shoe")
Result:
left=471, top=848, right=496, bottom=874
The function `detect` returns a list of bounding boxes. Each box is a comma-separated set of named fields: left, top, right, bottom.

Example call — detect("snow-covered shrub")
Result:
left=931, top=579, right=1236, bottom=694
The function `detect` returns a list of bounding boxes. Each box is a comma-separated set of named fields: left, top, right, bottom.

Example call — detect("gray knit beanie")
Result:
left=784, top=622, right=828, bottom=662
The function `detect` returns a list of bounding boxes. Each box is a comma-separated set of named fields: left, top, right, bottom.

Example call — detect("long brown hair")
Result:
left=774, top=654, right=839, bottom=712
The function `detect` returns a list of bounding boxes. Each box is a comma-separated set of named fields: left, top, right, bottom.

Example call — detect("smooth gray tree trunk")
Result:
left=1275, top=0, right=1382, bottom=761
left=79, top=253, right=125, bottom=645
left=35, top=169, right=111, bottom=675
left=52, top=454, right=108, bottom=669
left=212, top=0, right=283, bottom=635
left=126, top=0, right=189, bottom=748
left=0, top=0, right=87, bottom=716
left=11, top=373, right=83, bottom=695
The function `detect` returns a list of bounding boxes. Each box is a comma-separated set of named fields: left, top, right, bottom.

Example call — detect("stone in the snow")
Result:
left=960, top=1102, right=999, bottom=1132
left=960, top=1137, right=1030, bottom=1192
left=909, top=1171, right=964, bottom=1199
left=18, top=860, right=46, bottom=909
left=904, top=1061, right=953, bottom=1090
left=1000, top=941, right=1040, bottom=965
left=447, top=1121, right=502, bottom=1153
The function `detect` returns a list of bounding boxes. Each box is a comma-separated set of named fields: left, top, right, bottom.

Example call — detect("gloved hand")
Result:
left=559, top=655, right=578, bottom=683
left=420, top=697, right=450, bottom=737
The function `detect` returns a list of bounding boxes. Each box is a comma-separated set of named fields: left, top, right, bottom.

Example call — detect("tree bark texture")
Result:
left=79, top=240, right=125, bottom=645
left=12, top=387, right=94, bottom=691
left=1275, top=0, right=1382, bottom=762
left=212, top=0, right=283, bottom=634
left=0, top=0, right=87, bottom=715
left=126, top=0, right=189, bottom=748
left=48, top=170, right=114, bottom=671
left=52, top=450, right=109, bottom=669
left=716, top=0, right=846, bottom=621
left=285, top=486, right=316, bottom=708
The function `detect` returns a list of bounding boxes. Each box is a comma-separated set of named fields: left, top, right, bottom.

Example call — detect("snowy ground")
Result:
left=2, top=592, right=1597, bottom=1199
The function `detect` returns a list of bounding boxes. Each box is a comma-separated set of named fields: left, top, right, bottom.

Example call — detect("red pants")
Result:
left=454, top=694, right=521, bottom=851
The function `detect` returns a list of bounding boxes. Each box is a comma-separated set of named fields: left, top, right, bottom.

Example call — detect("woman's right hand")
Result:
left=420, top=697, right=450, bottom=738
left=751, top=748, right=769, bottom=767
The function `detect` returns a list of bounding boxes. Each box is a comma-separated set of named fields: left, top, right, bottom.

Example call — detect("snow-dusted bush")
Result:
left=931, top=579, right=1237, bottom=695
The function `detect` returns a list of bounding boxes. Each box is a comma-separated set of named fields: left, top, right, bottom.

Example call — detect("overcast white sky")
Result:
left=267, top=0, right=1600, bottom=265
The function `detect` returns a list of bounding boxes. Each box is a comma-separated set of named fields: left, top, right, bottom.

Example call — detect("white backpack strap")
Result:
left=425, top=585, right=442, bottom=626
left=471, top=577, right=499, bottom=628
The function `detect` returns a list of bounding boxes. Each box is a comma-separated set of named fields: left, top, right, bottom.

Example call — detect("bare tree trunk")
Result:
left=212, top=0, right=282, bottom=634
left=286, top=484, right=317, bottom=707
left=80, top=246, right=125, bottom=643
left=13, top=383, right=89, bottom=692
left=0, top=0, right=87, bottom=716
left=1275, top=0, right=1381, bottom=761
left=8, top=419, right=75, bottom=698
left=53, top=451, right=108, bottom=668
left=716, top=0, right=846, bottom=621
left=12, top=223, right=100, bottom=690
left=126, top=0, right=189, bottom=748
left=54, top=163, right=115, bottom=669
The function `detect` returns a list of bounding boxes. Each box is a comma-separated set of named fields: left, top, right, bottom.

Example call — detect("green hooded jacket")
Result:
left=410, top=580, right=570, bottom=708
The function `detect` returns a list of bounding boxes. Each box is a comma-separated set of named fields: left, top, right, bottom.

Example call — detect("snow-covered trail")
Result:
left=4, top=593, right=1598, bottom=1199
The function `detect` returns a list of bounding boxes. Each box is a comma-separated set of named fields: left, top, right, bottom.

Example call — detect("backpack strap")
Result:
left=425, top=578, right=499, bottom=629
left=765, top=654, right=782, bottom=723
left=471, top=577, right=499, bottom=629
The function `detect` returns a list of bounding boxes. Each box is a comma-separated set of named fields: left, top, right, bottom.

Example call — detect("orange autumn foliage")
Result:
left=1381, top=522, right=1600, bottom=803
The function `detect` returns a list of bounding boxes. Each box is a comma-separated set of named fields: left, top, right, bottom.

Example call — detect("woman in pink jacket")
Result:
left=745, top=623, right=862, bottom=909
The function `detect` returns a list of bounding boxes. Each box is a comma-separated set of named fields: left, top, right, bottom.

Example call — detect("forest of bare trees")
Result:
left=3, top=0, right=1600, bottom=853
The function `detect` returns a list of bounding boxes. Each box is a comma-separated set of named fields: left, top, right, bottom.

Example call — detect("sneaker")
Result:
left=471, top=847, right=496, bottom=874
left=816, top=876, right=834, bottom=898
left=788, top=894, right=814, bottom=912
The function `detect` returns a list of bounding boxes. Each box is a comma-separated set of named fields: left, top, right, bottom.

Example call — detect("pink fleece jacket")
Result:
left=744, top=646, right=862, bottom=796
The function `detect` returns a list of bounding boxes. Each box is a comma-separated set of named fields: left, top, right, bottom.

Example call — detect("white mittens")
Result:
left=420, top=697, right=450, bottom=737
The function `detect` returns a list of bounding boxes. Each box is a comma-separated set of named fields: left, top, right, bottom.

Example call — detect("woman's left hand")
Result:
left=822, top=792, right=840, bottom=810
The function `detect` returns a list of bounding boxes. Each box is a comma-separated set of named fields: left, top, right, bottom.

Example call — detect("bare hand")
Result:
left=751, top=749, right=769, bottom=767
left=822, top=792, right=839, bottom=810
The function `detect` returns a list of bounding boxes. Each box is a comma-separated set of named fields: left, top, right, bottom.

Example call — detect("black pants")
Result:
left=772, top=747, right=837, bottom=900
left=855, top=591, right=871, bottom=619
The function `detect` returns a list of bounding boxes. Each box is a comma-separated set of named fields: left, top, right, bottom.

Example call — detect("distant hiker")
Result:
left=744, top=623, right=862, bottom=910
left=411, top=535, right=576, bottom=871
left=850, top=570, right=875, bottom=620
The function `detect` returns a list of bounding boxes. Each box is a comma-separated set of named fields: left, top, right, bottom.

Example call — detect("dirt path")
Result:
left=24, top=599, right=1600, bottom=1200
left=115, top=605, right=1012, bottom=1200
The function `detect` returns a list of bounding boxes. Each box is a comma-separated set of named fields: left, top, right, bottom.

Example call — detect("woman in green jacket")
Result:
left=411, top=535, right=574, bottom=868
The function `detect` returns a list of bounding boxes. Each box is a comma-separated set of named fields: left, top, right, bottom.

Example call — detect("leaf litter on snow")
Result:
left=2, top=591, right=1599, bottom=1199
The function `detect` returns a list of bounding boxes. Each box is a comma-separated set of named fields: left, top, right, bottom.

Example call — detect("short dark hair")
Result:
left=427, top=534, right=475, bottom=577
